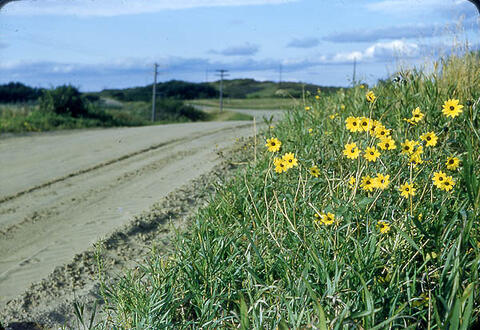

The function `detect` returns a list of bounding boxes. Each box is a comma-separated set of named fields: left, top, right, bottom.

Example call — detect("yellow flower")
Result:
left=377, top=220, right=391, bottom=234
left=320, top=212, right=335, bottom=225
left=443, top=176, right=455, bottom=191
left=308, top=128, right=313, bottom=134
left=274, top=157, right=287, bottom=173
left=348, top=176, right=356, bottom=187
left=343, top=142, right=360, bottom=159
left=399, top=182, right=416, bottom=198
left=401, top=139, right=418, bottom=155
left=329, top=113, right=337, bottom=120
left=369, top=120, right=382, bottom=136
left=364, top=146, right=380, bottom=162
left=420, top=132, right=438, bottom=147
left=315, top=95, right=320, bottom=100
left=442, top=99, right=463, bottom=118
left=433, top=171, right=455, bottom=191
left=361, top=175, right=376, bottom=192
left=305, top=106, right=311, bottom=111
left=282, top=152, right=298, bottom=169
left=266, top=137, right=281, bottom=152
left=446, top=156, right=460, bottom=170
left=411, top=107, right=424, bottom=122
left=360, top=84, right=365, bottom=89
left=340, top=104, right=345, bottom=110
left=345, top=116, right=361, bottom=132
left=309, top=165, right=320, bottom=177
left=410, top=145, right=423, bottom=165
left=404, top=117, right=417, bottom=126
left=374, top=125, right=390, bottom=139
left=366, top=91, right=376, bottom=103
left=374, top=174, right=390, bottom=190
left=359, top=117, right=372, bottom=132
left=432, top=171, right=447, bottom=189
left=409, top=153, right=423, bottom=167
left=378, top=137, right=396, bottom=150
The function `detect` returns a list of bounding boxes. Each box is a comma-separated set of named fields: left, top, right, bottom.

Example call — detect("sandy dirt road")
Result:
left=0, top=115, right=278, bottom=312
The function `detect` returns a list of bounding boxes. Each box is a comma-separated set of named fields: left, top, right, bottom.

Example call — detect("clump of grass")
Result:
left=97, top=52, right=480, bottom=328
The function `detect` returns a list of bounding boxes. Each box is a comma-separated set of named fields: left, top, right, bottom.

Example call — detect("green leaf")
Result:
left=239, top=293, right=250, bottom=330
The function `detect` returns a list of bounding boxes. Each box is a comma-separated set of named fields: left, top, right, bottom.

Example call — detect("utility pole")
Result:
left=215, top=69, right=229, bottom=112
left=152, top=63, right=158, bottom=122
left=352, top=57, right=357, bottom=86
left=279, top=63, right=282, bottom=87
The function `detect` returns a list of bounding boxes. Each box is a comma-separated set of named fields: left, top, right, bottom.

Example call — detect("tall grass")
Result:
left=96, top=52, right=480, bottom=328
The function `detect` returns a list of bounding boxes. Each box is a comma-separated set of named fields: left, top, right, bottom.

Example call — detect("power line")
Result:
left=279, top=63, right=282, bottom=87
left=215, top=69, right=229, bottom=112
left=352, top=57, right=357, bottom=86
left=152, top=63, right=158, bottom=122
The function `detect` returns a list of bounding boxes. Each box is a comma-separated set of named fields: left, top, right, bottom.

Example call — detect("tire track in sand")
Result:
left=0, top=120, right=260, bottom=308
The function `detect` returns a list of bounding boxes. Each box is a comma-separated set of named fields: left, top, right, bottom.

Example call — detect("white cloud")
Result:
left=4, top=0, right=299, bottom=16
left=366, top=0, right=475, bottom=18
left=331, top=40, right=420, bottom=63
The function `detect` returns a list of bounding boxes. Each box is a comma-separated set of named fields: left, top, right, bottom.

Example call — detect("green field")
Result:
left=95, top=51, right=480, bottom=328
left=189, top=97, right=300, bottom=110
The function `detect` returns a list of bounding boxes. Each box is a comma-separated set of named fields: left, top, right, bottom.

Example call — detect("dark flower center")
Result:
left=405, top=188, right=409, bottom=191
left=353, top=122, right=357, bottom=126
left=381, top=179, right=385, bottom=183
left=362, top=122, right=367, bottom=126
left=370, top=151, right=374, bottom=155
left=405, top=146, right=410, bottom=150
left=449, top=159, right=454, bottom=164
left=450, top=106, right=455, bottom=110
left=366, top=180, right=371, bottom=185
left=271, top=142, right=276, bottom=146
left=445, top=181, right=450, bottom=186
left=414, top=114, right=419, bottom=117
left=439, top=176, right=443, bottom=181
left=385, top=143, right=390, bottom=148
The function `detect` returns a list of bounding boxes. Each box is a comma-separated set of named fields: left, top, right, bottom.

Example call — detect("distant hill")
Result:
left=211, top=78, right=341, bottom=99
left=94, top=79, right=342, bottom=102
left=96, top=80, right=217, bottom=102
left=0, top=79, right=344, bottom=104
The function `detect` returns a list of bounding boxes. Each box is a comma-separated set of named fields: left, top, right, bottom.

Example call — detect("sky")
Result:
left=0, top=0, right=478, bottom=91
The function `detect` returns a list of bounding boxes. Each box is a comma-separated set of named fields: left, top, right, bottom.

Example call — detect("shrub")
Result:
left=39, top=85, right=89, bottom=118
left=155, top=99, right=207, bottom=121
left=0, top=82, right=43, bottom=103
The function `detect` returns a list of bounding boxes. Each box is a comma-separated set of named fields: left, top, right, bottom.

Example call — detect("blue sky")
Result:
left=0, top=0, right=478, bottom=91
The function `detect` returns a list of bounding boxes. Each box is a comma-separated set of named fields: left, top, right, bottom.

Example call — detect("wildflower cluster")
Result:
left=265, top=138, right=299, bottom=174
left=343, top=99, right=464, bottom=201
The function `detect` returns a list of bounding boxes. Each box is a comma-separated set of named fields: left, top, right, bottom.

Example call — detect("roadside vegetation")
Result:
left=95, top=50, right=480, bottom=328
left=0, top=78, right=329, bottom=134
left=0, top=84, right=241, bottom=134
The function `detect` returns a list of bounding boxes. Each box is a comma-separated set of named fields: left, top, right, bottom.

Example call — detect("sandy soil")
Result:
left=0, top=113, right=279, bottom=328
